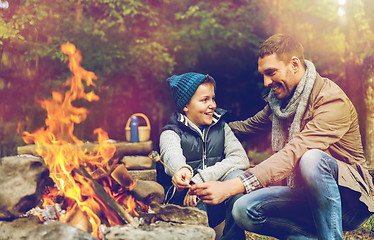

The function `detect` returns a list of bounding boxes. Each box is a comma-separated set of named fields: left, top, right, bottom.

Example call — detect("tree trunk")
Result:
left=75, top=0, right=82, bottom=23
left=365, top=76, right=374, bottom=167
left=349, top=0, right=374, bottom=167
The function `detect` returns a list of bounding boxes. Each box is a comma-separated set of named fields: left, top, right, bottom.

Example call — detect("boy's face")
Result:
left=183, top=83, right=216, bottom=127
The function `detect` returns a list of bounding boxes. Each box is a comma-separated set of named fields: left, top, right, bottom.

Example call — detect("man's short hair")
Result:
left=258, top=34, right=306, bottom=68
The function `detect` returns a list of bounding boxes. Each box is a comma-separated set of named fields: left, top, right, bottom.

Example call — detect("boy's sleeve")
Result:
left=159, top=130, right=193, bottom=177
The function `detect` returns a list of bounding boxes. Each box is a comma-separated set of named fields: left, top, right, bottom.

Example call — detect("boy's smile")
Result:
left=183, top=83, right=216, bottom=127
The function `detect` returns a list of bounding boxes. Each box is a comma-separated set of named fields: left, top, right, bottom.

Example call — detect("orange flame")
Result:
left=21, top=42, right=140, bottom=237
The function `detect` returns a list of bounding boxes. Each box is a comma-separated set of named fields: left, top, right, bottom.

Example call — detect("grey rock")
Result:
left=0, top=216, right=42, bottom=240
left=103, top=223, right=215, bottom=240
left=150, top=202, right=209, bottom=226
left=25, top=222, right=99, bottom=240
left=0, top=155, right=49, bottom=219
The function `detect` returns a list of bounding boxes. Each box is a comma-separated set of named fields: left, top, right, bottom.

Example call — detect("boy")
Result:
left=158, top=72, right=248, bottom=240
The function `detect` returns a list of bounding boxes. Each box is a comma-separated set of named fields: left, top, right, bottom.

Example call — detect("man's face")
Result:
left=258, top=53, right=299, bottom=100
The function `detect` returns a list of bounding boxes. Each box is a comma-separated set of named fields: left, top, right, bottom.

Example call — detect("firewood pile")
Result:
left=17, top=140, right=162, bottom=204
left=0, top=142, right=215, bottom=240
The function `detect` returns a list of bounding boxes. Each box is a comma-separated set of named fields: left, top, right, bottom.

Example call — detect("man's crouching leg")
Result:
left=299, top=149, right=342, bottom=240
left=232, top=183, right=318, bottom=240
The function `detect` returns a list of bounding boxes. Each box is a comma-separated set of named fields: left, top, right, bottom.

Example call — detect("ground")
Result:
left=244, top=215, right=374, bottom=239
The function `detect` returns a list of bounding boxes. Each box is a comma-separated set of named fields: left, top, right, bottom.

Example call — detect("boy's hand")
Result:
left=172, top=167, right=192, bottom=191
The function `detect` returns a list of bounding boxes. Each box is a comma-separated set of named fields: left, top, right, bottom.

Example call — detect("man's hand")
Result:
left=183, top=189, right=198, bottom=207
left=172, top=167, right=192, bottom=191
left=189, top=177, right=245, bottom=205
left=189, top=181, right=230, bottom=205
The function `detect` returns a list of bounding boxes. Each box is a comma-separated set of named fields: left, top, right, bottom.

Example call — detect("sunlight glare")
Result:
left=338, top=7, right=346, bottom=17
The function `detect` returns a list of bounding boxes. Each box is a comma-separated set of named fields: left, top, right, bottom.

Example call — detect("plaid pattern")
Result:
left=239, top=171, right=262, bottom=194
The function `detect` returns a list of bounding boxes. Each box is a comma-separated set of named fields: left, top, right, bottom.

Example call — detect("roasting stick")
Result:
left=149, top=151, right=186, bottom=181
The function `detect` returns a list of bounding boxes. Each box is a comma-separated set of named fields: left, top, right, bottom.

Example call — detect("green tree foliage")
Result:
left=0, top=0, right=177, bottom=151
left=0, top=0, right=268, bottom=154
left=0, top=0, right=373, bottom=157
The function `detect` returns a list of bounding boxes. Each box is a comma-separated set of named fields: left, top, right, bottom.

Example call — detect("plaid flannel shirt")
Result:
left=239, top=171, right=262, bottom=194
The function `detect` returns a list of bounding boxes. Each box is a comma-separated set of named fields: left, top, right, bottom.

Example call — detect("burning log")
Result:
left=75, top=166, right=139, bottom=228
left=111, top=164, right=164, bottom=205
left=67, top=208, right=92, bottom=233
left=17, top=141, right=153, bottom=157
left=16, top=42, right=160, bottom=238
left=17, top=144, right=93, bottom=156
left=110, top=164, right=134, bottom=189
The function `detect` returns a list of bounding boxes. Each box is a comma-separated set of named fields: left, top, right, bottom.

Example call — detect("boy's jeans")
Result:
left=196, top=169, right=246, bottom=240
left=232, top=149, right=372, bottom=240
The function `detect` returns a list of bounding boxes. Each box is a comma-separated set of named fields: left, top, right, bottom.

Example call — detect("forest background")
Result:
left=1, top=0, right=374, bottom=167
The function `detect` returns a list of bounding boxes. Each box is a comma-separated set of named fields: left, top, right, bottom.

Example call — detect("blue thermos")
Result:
left=130, top=116, right=139, bottom=142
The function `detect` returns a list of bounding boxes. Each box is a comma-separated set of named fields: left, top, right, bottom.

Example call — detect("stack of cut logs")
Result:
left=116, top=140, right=157, bottom=182
left=17, top=140, right=164, bottom=206
left=114, top=140, right=165, bottom=205
left=0, top=150, right=213, bottom=240
left=15, top=140, right=166, bottom=231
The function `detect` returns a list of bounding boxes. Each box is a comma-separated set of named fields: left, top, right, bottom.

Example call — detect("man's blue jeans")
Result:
left=232, top=149, right=372, bottom=240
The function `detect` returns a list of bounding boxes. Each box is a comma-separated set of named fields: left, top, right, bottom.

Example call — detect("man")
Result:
left=190, top=34, right=374, bottom=240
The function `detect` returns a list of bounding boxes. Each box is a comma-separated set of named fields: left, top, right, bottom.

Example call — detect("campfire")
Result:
left=0, top=42, right=214, bottom=240
left=20, top=42, right=148, bottom=237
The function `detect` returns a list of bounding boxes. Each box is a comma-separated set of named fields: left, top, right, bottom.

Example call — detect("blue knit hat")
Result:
left=167, top=72, right=215, bottom=112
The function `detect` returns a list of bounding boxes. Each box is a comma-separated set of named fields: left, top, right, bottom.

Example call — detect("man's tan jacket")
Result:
left=229, top=74, right=374, bottom=212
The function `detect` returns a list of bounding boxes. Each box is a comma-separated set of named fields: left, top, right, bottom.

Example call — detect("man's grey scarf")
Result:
left=268, top=60, right=316, bottom=187
left=269, top=60, right=316, bottom=151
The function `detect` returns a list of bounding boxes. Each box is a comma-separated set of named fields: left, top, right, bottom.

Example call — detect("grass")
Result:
left=245, top=215, right=374, bottom=239
left=343, top=214, right=374, bottom=239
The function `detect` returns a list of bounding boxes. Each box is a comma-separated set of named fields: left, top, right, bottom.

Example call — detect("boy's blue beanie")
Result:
left=167, top=72, right=214, bottom=112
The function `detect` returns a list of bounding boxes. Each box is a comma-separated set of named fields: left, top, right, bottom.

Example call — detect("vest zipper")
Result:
left=201, top=128, right=206, bottom=169
left=202, top=142, right=206, bottom=169
left=202, top=125, right=212, bottom=169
